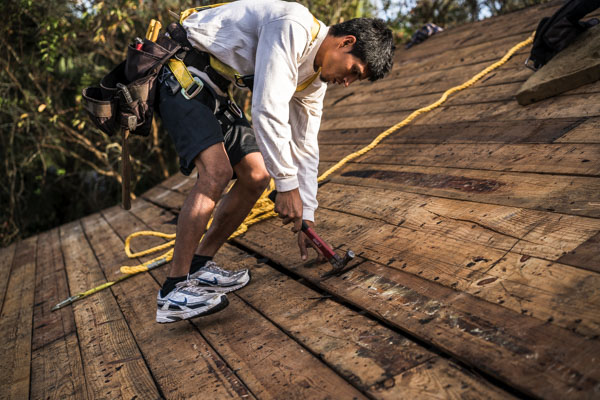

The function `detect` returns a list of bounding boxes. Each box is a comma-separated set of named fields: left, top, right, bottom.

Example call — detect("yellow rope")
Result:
left=120, top=33, right=534, bottom=275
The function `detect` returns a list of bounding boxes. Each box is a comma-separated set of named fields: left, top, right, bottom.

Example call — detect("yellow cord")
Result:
left=120, top=33, right=534, bottom=275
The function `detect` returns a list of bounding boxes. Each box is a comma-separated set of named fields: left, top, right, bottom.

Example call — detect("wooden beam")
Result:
left=331, top=162, right=600, bottom=218
left=0, top=236, right=37, bottom=399
left=318, top=182, right=600, bottom=264
left=0, top=242, right=16, bottom=313
left=554, top=117, right=600, bottom=143
left=31, top=333, right=87, bottom=399
left=320, top=143, right=600, bottom=176
left=32, top=228, right=77, bottom=350
left=60, top=220, right=161, bottom=399
left=558, top=231, right=600, bottom=273
left=30, top=228, right=87, bottom=399
left=318, top=118, right=586, bottom=145
left=321, top=84, right=600, bottom=131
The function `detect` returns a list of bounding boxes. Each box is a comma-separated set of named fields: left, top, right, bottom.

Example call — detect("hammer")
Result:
left=269, top=191, right=355, bottom=277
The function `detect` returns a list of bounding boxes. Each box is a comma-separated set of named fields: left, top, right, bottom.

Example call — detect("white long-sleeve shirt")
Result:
left=182, top=0, right=328, bottom=221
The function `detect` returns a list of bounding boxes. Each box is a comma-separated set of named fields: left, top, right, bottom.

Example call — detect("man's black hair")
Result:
left=329, top=18, right=395, bottom=81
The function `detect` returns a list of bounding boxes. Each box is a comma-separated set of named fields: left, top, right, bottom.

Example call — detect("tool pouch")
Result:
left=82, top=35, right=180, bottom=136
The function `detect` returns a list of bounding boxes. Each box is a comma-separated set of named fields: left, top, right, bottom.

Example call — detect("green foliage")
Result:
left=295, top=0, right=376, bottom=24
left=0, top=0, right=184, bottom=246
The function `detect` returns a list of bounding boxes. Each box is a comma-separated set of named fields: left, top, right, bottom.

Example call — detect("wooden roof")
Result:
left=2, top=1, right=599, bottom=398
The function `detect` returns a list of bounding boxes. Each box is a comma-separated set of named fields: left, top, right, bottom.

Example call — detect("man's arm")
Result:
left=252, top=19, right=309, bottom=192
left=252, top=18, right=315, bottom=230
left=288, top=85, right=326, bottom=222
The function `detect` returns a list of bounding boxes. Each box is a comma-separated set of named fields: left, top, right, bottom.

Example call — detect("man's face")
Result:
left=319, top=36, right=368, bottom=87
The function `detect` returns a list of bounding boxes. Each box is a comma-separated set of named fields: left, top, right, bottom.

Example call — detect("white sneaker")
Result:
left=156, top=279, right=229, bottom=323
left=189, top=260, right=250, bottom=293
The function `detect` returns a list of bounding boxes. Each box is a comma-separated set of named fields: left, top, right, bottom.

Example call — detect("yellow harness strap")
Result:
left=167, top=58, right=204, bottom=100
left=169, top=6, right=322, bottom=94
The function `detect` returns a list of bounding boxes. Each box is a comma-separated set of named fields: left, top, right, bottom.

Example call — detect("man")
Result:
left=156, top=0, right=394, bottom=323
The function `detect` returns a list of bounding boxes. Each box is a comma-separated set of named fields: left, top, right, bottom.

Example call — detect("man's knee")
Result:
left=205, top=163, right=233, bottom=190
left=194, top=157, right=233, bottom=198
left=242, top=168, right=271, bottom=196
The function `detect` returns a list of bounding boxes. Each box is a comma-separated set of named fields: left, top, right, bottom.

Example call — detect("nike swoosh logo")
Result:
left=198, top=277, right=219, bottom=285
left=169, top=298, right=188, bottom=306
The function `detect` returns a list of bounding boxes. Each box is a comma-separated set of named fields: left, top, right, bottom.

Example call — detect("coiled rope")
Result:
left=120, top=32, right=534, bottom=275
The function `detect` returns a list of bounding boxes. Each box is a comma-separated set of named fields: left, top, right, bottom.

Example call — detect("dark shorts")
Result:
left=157, top=70, right=260, bottom=176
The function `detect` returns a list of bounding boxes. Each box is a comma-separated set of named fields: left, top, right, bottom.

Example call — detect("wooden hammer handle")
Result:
left=121, top=129, right=131, bottom=210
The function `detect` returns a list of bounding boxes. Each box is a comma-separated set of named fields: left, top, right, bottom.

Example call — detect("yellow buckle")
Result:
left=181, top=76, right=204, bottom=100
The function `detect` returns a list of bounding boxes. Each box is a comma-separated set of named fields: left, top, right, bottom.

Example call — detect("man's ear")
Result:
left=342, top=35, right=357, bottom=47
left=337, top=35, right=357, bottom=48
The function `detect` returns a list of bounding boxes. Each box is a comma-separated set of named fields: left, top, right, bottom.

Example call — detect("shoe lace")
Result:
left=201, top=260, right=234, bottom=277
left=175, top=279, right=216, bottom=295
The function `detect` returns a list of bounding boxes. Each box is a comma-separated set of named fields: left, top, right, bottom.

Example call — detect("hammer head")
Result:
left=322, top=250, right=355, bottom=278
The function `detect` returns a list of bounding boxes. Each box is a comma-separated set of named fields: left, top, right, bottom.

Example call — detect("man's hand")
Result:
left=298, top=220, right=325, bottom=261
left=274, top=188, right=303, bottom=232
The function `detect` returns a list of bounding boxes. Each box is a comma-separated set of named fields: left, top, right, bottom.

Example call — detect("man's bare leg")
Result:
left=168, top=143, right=233, bottom=278
left=196, top=152, right=270, bottom=258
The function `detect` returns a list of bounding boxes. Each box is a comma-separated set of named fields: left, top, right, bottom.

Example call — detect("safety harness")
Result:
left=167, top=4, right=322, bottom=99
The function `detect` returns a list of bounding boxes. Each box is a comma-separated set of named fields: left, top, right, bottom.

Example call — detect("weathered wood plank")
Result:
left=225, top=247, right=514, bottom=399
left=318, top=118, right=587, bottom=146
left=31, top=333, right=88, bottom=400
left=32, top=228, right=77, bottom=350
left=97, top=204, right=254, bottom=399
left=198, top=295, right=367, bottom=400
left=240, top=204, right=600, bottom=337
left=60, top=220, right=161, bottom=399
left=324, top=81, right=523, bottom=117
left=392, top=357, right=509, bottom=400
left=0, top=236, right=37, bottom=400
left=156, top=172, right=196, bottom=194
left=418, top=87, right=600, bottom=125
left=324, top=56, right=532, bottom=117
left=554, top=117, right=600, bottom=143
left=235, top=222, right=600, bottom=399
left=331, top=163, right=600, bottom=218
left=142, top=184, right=187, bottom=211
left=0, top=242, right=16, bottom=314
left=558, top=231, right=600, bottom=273
left=321, top=88, right=600, bottom=131
left=331, top=143, right=600, bottom=176
left=324, top=64, right=528, bottom=113
left=123, top=199, right=368, bottom=399
left=318, top=182, right=600, bottom=264
left=324, top=77, right=600, bottom=121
